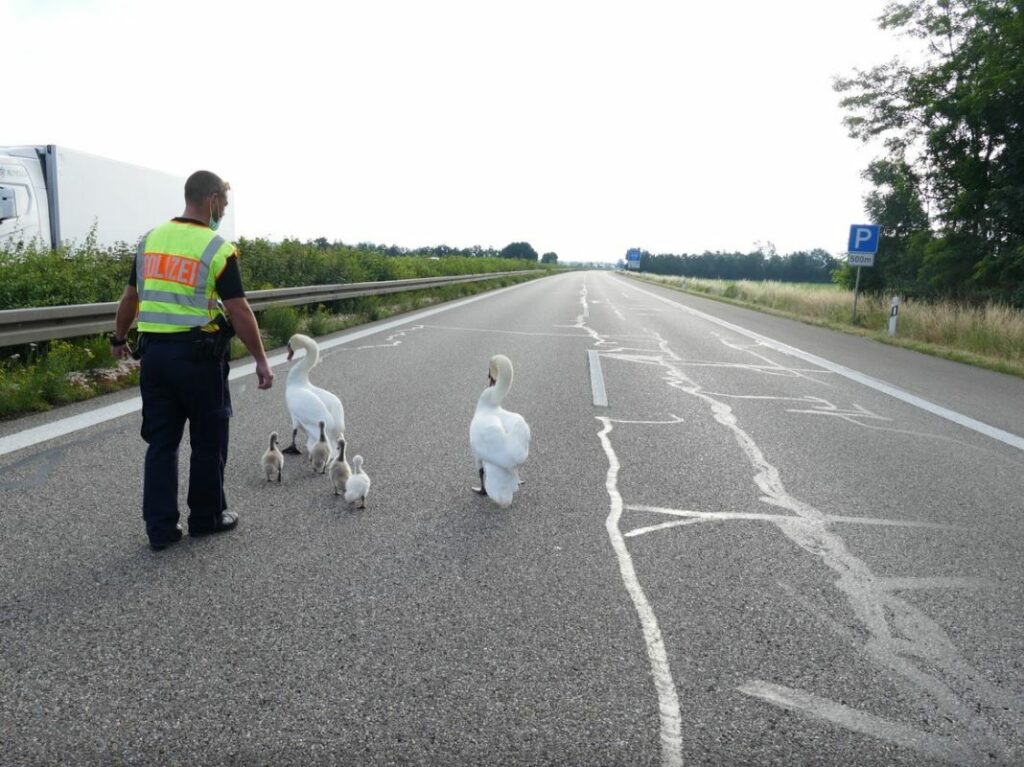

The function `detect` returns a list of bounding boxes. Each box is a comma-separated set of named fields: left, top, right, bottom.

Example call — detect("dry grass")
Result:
left=640, top=275, right=1024, bottom=375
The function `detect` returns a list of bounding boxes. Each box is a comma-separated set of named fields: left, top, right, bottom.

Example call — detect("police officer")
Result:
left=111, top=170, right=274, bottom=551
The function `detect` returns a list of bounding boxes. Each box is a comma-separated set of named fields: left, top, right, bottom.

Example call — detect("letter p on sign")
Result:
left=848, top=224, right=881, bottom=254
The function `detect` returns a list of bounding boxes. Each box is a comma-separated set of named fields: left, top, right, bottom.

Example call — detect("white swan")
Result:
left=345, top=455, right=371, bottom=508
left=284, top=333, right=345, bottom=456
left=469, top=354, right=530, bottom=507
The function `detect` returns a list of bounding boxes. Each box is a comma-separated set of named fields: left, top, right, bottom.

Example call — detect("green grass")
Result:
left=633, top=274, right=1024, bottom=378
left=0, top=337, right=139, bottom=419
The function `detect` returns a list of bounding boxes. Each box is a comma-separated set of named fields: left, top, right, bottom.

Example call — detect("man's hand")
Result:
left=255, top=358, right=274, bottom=389
left=111, top=340, right=133, bottom=360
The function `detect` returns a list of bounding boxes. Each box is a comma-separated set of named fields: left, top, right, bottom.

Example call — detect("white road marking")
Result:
left=625, top=518, right=706, bottom=538
left=737, top=681, right=982, bottom=766
left=0, top=278, right=543, bottom=459
left=618, top=277, right=1024, bottom=453
left=624, top=504, right=964, bottom=532
left=588, top=350, right=608, bottom=407
left=597, top=417, right=683, bottom=767
left=583, top=287, right=1021, bottom=759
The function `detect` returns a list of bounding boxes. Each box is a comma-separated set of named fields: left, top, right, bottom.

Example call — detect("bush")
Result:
left=306, top=306, right=335, bottom=336
left=259, top=305, right=301, bottom=348
left=0, top=237, right=536, bottom=311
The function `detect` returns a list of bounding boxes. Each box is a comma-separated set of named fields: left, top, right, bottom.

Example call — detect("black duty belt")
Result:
left=142, top=332, right=195, bottom=344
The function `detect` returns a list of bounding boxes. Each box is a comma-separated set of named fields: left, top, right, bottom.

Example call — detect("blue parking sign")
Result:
left=848, top=224, right=881, bottom=254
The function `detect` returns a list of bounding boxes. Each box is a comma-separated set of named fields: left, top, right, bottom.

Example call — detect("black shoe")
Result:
left=150, top=524, right=184, bottom=551
left=189, top=511, right=239, bottom=537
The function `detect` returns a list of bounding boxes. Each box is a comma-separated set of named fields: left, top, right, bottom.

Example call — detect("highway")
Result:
left=1, top=270, right=1022, bottom=766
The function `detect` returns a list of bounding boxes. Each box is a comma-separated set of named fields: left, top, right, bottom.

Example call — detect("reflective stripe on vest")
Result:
left=136, top=222, right=232, bottom=332
left=137, top=235, right=224, bottom=310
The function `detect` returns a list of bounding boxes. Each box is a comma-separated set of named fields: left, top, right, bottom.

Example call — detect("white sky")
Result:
left=3, top=0, right=913, bottom=262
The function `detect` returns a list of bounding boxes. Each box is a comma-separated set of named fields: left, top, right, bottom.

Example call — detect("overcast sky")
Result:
left=3, top=0, right=914, bottom=263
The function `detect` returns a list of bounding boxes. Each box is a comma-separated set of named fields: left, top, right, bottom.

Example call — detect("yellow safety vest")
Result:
left=136, top=221, right=236, bottom=333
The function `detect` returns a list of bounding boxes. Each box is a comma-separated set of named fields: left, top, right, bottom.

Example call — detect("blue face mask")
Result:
left=209, top=216, right=220, bottom=231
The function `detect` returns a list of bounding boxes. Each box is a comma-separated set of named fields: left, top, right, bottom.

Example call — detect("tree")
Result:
left=499, top=242, right=539, bottom=261
left=835, top=157, right=933, bottom=292
left=540, top=252, right=558, bottom=264
left=835, top=0, right=1024, bottom=301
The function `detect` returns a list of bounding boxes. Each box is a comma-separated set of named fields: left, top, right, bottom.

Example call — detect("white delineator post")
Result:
left=888, top=295, right=901, bottom=336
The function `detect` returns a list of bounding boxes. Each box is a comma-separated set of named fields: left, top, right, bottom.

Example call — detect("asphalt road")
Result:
left=1, top=271, right=1022, bottom=766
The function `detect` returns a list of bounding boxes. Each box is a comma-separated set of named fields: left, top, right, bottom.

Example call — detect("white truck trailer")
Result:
left=0, top=145, right=235, bottom=250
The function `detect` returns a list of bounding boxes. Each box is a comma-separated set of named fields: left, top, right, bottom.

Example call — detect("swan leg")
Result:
left=472, top=467, right=488, bottom=496
left=282, top=428, right=302, bottom=455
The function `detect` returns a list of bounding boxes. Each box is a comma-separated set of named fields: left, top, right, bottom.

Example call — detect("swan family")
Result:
left=274, top=333, right=530, bottom=509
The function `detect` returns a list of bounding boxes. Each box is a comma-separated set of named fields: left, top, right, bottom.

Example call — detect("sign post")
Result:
left=625, top=248, right=641, bottom=272
left=847, top=225, right=880, bottom=323
left=888, top=295, right=901, bottom=336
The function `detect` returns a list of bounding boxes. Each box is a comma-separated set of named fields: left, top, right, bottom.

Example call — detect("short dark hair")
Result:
left=184, top=170, right=225, bottom=203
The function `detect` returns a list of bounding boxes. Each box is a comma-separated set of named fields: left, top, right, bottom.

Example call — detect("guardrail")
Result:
left=0, top=270, right=543, bottom=347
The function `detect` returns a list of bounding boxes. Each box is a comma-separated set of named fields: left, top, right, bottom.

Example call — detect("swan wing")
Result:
left=309, top=383, right=345, bottom=437
left=497, top=408, right=530, bottom=466
left=481, top=462, right=518, bottom=507
left=286, top=387, right=331, bottom=439
left=471, top=410, right=528, bottom=472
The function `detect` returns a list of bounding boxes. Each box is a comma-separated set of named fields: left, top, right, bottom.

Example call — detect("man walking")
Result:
left=111, top=170, right=273, bottom=550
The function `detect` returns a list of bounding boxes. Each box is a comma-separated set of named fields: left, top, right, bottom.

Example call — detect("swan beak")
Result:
left=286, top=345, right=294, bottom=361
left=487, top=374, right=496, bottom=387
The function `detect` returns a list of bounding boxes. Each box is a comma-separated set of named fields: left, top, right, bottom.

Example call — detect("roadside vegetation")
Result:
left=0, top=237, right=547, bottom=420
left=634, top=274, right=1024, bottom=377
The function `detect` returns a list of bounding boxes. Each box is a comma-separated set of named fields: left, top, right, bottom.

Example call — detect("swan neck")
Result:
left=493, top=368, right=511, bottom=405
left=288, top=343, right=318, bottom=383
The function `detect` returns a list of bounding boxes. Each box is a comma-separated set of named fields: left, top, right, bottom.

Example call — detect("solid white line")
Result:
left=588, top=350, right=609, bottom=407
left=0, top=278, right=545, bottom=459
left=597, top=417, right=683, bottom=767
left=737, top=680, right=980, bottom=765
left=618, top=278, right=1024, bottom=453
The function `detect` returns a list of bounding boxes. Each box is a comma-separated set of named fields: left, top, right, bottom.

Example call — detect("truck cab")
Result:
left=0, top=146, right=51, bottom=247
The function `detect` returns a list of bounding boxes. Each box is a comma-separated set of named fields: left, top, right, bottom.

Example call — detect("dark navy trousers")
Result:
left=139, top=338, right=232, bottom=543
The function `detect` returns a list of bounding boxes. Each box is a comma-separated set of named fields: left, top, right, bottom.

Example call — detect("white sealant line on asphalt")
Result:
left=619, top=279, right=1024, bottom=453
left=597, top=416, right=684, bottom=767
left=588, top=350, right=608, bottom=407
left=737, top=681, right=980, bottom=766
left=0, top=278, right=544, bottom=459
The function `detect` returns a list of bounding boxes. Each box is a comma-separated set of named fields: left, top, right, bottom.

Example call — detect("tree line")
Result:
left=635, top=248, right=839, bottom=283
left=313, top=239, right=557, bottom=264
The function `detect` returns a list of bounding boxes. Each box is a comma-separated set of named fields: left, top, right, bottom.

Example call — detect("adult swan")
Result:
left=469, top=354, right=530, bottom=507
left=283, top=334, right=345, bottom=456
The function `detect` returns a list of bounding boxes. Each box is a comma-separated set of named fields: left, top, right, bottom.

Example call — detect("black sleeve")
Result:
left=215, top=256, right=246, bottom=299
left=128, top=253, right=137, bottom=287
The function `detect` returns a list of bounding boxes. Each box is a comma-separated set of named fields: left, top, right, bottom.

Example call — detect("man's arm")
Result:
left=111, top=285, right=139, bottom=360
left=222, top=296, right=274, bottom=390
